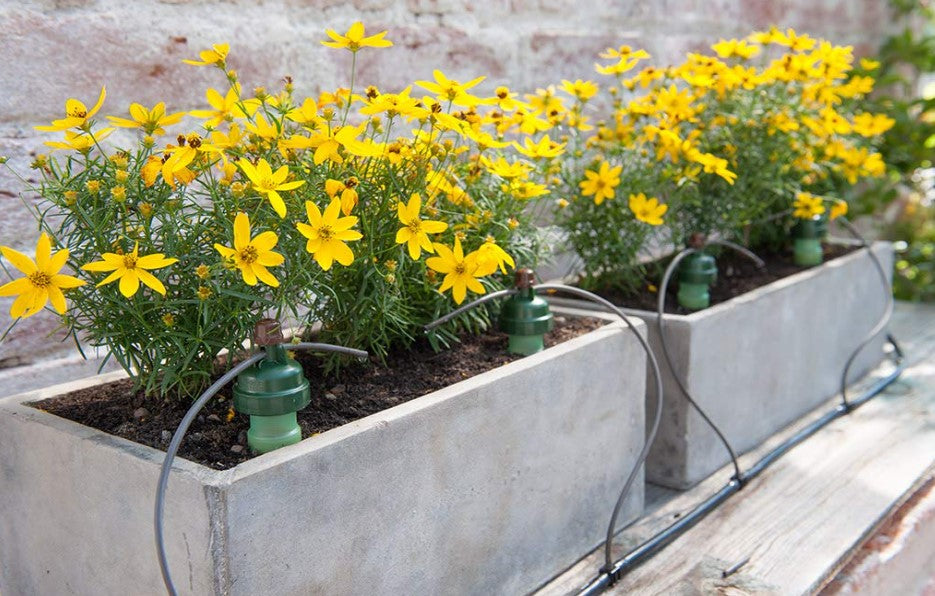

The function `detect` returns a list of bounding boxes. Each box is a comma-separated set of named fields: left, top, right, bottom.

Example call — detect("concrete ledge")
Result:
left=0, top=314, right=647, bottom=595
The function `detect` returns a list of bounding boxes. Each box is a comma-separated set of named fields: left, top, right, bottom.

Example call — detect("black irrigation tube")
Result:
left=427, top=282, right=668, bottom=578
left=155, top=342, right=368, bottom=596
left=576, top=232, right=907, bottom=596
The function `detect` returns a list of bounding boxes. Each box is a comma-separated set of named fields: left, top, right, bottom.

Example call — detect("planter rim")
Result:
left=549, top=240, right=889, bottom=322
left=0, top=311, right=633, bottom=484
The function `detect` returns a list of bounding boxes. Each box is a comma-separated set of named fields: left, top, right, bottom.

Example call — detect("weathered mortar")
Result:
left=0, top=0, right=890, bottom=377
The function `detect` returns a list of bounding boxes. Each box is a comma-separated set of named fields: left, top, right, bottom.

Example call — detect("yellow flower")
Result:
left=296, top=199, right=363, bottom=270
left=182, top=43, right=229, bottom=66
left=628, top=193, right=667, bottom=226
left=829, top=199, right=848, bottom=220
left=425, top=237, right=486, bottom=304
left=793, top=192, right=826, bottom=219
left=560, top=79, right=598, bottom=101
left=35, top=87, right=106, bottom=132
left=305, top=124, right=381, bottom=165
left=513, top=135, right=565, bottom=159
left=107, top=102, right=185, bottom=136
left=111, top=186, right=126, bottom=202
left=0, top=233, right=85, bottom=318
left=86, top=180, right=101, bottom=193
left=479, top=155, right=530, bottom=179
left=711, top=38, right=761, bottom=59
left=475, top=238, right=515, bottom=276
left=416, top=69, right=488, bottom=108
left=82, top=243, right=178, bottom=298
left=44, top=128, right=115, bottom=153
left=579, top=161, right=622, bottom=205
left=237, top=158, right=305, bottom=218
left=321, top=22, right=392, bottom=52
left=214, top=212, right=283, bottom=287
left=395, top=193, right=448, bottom=260
left=190, top=85, right=260, bottom=128
left=324, top=178, right=360, bottom=216
left=196, top=286, right=213, bottom=300
left=851, top=112, right=895, bottom=137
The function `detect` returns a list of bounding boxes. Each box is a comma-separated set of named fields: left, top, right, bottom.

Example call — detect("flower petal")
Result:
left=119, top=271, right=140, bottom=297
left=233, top=213, right=251, bottom=250
left=137, top=270, right=167, bottom=295
left=1, top=247, right=37, bottom=275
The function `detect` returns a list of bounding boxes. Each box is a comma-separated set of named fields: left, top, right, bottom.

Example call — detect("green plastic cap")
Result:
left=792, top=216, right=827, bottom=240
left=499, top=269, right=553, bottom=337
left=678, top=252, right=718, bottom=286
left=234, top=345, right=311, bottom=416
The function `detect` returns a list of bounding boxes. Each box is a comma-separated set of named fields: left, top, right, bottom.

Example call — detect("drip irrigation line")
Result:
left=424, top=283, right=667, bottom=575
left=704, top=239, right=766, bottom=269
left=576, top=342, right=905, bottom=596
left=155, top=342, right=368, bottom=596
left=576, top=237, right=907, bottom=595
left=532, top=283, right=665, bottom=573
left=834, top=218, right=897, bottom=410
left=656, top=248, right=743, bottom=482
left=423, top=288, right=517, bottom=331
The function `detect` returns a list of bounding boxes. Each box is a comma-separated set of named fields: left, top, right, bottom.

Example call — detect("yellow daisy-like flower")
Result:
left=829, top=199, right=848, bottom=221
left=237, top=158, right=306, bottom=218
left=82, top=243, right=178, bottom=298
left=321, top=22, right=392, bottom=52
left=107, top=102, right=185, bottom=136
left=296, top=199, right=363, bottom=271
left=793, top=192, right=826, bottom=219
left=395, top=193, right=448, bottom=260
left=182, top=43, right=229, bottom=66
left=628, top=193, right=668, bottom=226
left=425, top=237, right=486, bottom=305
left=35, top=86, right=106, bottom=132
left=0, top=233, right=85, bottom=318
left=213, top=212, right=284, bottom=287
left=579, top=161, right=622, bottom=205
left=474, top=238, right=515, bottom=276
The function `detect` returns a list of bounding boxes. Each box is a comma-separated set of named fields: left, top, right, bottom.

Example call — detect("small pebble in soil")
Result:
left=330, top=384, right=345, bottom=395
left=206, top=414, right=221, bottom=422
left=325, top=392, right=337, bottom=401
left=237, top=430, right=248, bottom=444
left=160, top=430, right=172, bottom=443
left=230, top=445, right=244, bottom=454
left=132, top=407, right=149, bottom=420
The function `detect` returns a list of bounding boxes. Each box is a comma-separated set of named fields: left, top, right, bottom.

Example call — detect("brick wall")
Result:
left=0, top=0, right=890, bottom=385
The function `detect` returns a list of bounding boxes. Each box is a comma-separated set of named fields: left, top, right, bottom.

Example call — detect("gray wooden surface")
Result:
left=537, top=301, right=935, bottom=595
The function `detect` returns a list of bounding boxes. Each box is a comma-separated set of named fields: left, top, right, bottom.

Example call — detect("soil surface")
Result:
left=598, top=243, right=856, bottom=314
left=33, top=316, right=604, bottom=470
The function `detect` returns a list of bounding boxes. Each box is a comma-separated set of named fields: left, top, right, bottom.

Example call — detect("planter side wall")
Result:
left=221, top=320, right=646, bottom=596
left=0, top=377, right=220, bottom=596
left=646, top=243, right=894, bottom=488
left=548, top=243, right=894, bottom=489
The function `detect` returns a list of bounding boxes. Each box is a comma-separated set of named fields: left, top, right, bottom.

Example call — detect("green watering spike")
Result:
left=499, top=268, right=553, bottom=356
left=233, top=319, right=311, bottom=454
left=792, top=216, right=827, bottom=267
left=677, top=251, right=718, bottom=311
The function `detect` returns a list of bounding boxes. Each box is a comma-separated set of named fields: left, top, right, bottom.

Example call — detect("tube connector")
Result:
left=233, top=319, right=311, bottom=453
left=677, top=252, right=717, bottom=310
left=792, top=217, right=826, bottom=267
left=499, top=268, right=553, bottom=355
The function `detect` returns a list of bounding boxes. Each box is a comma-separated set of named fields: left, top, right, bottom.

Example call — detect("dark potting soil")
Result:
left=32, top=316, right=605, bottom=470
left=596, top=243, right=857, bottom=314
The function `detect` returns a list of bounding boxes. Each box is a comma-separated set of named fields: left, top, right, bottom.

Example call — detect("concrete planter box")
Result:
left=0, top=312, right=646, bottom=595
left=551, top=242, right=893, bottom=489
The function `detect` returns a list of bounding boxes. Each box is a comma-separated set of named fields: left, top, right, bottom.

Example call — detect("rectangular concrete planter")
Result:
left=0, top=312, right=646, bottom=595
left=550, top=242, right=893, bottom=489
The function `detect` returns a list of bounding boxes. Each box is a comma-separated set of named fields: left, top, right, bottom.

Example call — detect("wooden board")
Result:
left=537, top=302, right=935, bottom=595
